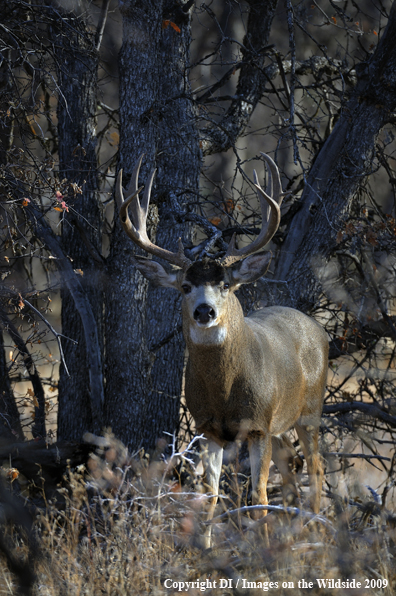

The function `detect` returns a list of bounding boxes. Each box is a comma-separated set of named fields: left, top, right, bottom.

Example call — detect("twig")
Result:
left=210, top=504, right=335, bottom=533
left=323, top=402, right=396, bottom=428
left=168, top=192, right=228, bottom=256
left=325, top=452, right=391, bottom=461
left=0, top=284, right=77, bottom=376
left=95, top=0, right=111, bottom=51
left=0, top=307, right=46, bottom=439
left=26, top=203, right=104, bottom=432
left=362, top=249, right=396, bottom=341
left=20, top=297, right=75, bottom=377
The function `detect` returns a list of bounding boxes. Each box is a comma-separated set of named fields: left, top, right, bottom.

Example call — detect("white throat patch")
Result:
left=190, top=324, right=227, bottom=345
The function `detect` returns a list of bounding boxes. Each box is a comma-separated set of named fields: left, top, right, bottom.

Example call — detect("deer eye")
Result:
left=223, top=283, right=230, bottom=290
left=181, top=284, right=191, bottom=294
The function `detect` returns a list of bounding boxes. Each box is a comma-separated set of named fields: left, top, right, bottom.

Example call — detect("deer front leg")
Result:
left=200, top=436, right=223, bottom=549
left=248, top=432, right=272, bottom=519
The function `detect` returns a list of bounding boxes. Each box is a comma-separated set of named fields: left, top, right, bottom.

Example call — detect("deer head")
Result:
left=115, top=153, right=286, bottom=339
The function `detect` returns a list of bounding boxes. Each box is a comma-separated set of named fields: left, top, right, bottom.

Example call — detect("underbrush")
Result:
left=0, top=435, right=395, bottom=596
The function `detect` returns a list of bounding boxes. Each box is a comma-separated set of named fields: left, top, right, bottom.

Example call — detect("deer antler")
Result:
left=116, top=154, right=192, bottom=269
left=221, top=153, right=287, bottom=266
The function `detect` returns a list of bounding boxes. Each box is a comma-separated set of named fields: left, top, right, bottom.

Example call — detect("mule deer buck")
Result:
left=116, top=153, right=328, bottom=547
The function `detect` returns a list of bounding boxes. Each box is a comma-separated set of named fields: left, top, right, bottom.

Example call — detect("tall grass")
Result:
left=0, top=434, right=394, bottom=595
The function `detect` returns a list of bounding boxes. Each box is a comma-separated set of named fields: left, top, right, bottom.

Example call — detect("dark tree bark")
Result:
left=274, top=2, right=396, bottom=310
left=104, top=0, right=200, bottom=450
left=0, top=49, right=13, bottom=166
left=55, top=7, right=104, bottom=440
left=0, top=15, right=21, bottom=441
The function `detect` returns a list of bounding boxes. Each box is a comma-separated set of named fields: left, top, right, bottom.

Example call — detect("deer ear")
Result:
left=230, top=252, right=272, bottom=286
left=133, top=256, right=179, bottom=289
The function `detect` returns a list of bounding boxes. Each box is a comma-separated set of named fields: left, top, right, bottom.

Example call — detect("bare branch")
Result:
left=200, top=0, right=278, bottom=156
left=25, top=204, right=104, bottom=433
left=275, top=1, right=396, bottom=301
left=323, top=402, right=396, bottom=428
left=95, top=0, right=111, bottom=51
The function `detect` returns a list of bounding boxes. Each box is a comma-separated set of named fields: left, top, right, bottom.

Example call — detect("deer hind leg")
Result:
left=248, top=432, right=272, bottom=519
left=200, top=437, right=223, bottom=549
left=295, top=422, right=323, bottom=513
left=271, top=434, right=303, bottom=507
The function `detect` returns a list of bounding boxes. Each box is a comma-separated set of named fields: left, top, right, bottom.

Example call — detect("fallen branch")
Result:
left=322, top=402, right=396, bottom=428
left=210, top=504, right=335, bottom=533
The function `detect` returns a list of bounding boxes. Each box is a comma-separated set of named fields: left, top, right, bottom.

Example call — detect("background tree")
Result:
left=104, top=0, right=200, bottom=449
left=55, top=2, right=104, bottom=440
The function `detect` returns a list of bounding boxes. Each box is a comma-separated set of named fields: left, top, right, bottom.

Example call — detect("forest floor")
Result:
left=0, top=433, right=395, bottom=596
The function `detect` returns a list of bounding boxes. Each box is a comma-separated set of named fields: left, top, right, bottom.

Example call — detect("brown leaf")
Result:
left=169, top=481, right=181, bottom=493
left=108, top=131, right=119, bottom=147
left=169, top=21, right=181, bottom=33
left=366, top=230, right=378, bottom=246
left=7, top=468, right=19, bottom=482
left=162, top=20, right=181, bottom=33
left=224, top=199, right=234, bottom=214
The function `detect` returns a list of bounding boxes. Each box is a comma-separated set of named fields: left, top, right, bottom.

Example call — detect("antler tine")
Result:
left=260, top=152, right=285, bottom=207
left=125, top=153, right=145, bottom=224
left=262, top=162, right=272, bottom=216
left=140, top=167, right=156, bottom=215
left=128, top=153, right=144, bottom=196
left=253, top=179, right=281, bottom=245
left=117, top=156, right=192, bottom=270
left=221, top=153, right=283, bottom=266
left=254, top=169, right=269, bottom=223
left=116, top=169, right=143, bottom=245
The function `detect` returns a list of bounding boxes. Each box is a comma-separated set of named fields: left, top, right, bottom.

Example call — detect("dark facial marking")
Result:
left=185, top=260, right=225, bottom=286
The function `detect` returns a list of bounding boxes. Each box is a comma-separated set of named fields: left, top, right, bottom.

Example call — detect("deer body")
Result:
left=116, top=153, right=328, bottom=548
left=185, top=304, right=328, bottom=443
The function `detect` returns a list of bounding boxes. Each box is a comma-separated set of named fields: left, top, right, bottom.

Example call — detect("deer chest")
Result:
left=185, top=374, right=269, bottom=442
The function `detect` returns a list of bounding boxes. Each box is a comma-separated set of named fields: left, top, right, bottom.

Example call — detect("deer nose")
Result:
left=194, top=304, right=215, bottom=324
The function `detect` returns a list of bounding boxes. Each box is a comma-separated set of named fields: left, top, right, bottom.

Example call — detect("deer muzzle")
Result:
left=193, top=303, right=216, bottom=325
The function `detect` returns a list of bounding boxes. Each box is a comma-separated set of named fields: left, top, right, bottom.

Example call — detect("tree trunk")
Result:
left=0, top=23, right=22, bottom=441
left=104, top=0, right=200, bottom=451
left=56, top=7, right=104, bottom=439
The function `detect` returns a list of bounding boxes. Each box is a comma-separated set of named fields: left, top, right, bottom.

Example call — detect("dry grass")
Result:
left=0, top=434, right=395, bottom=596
